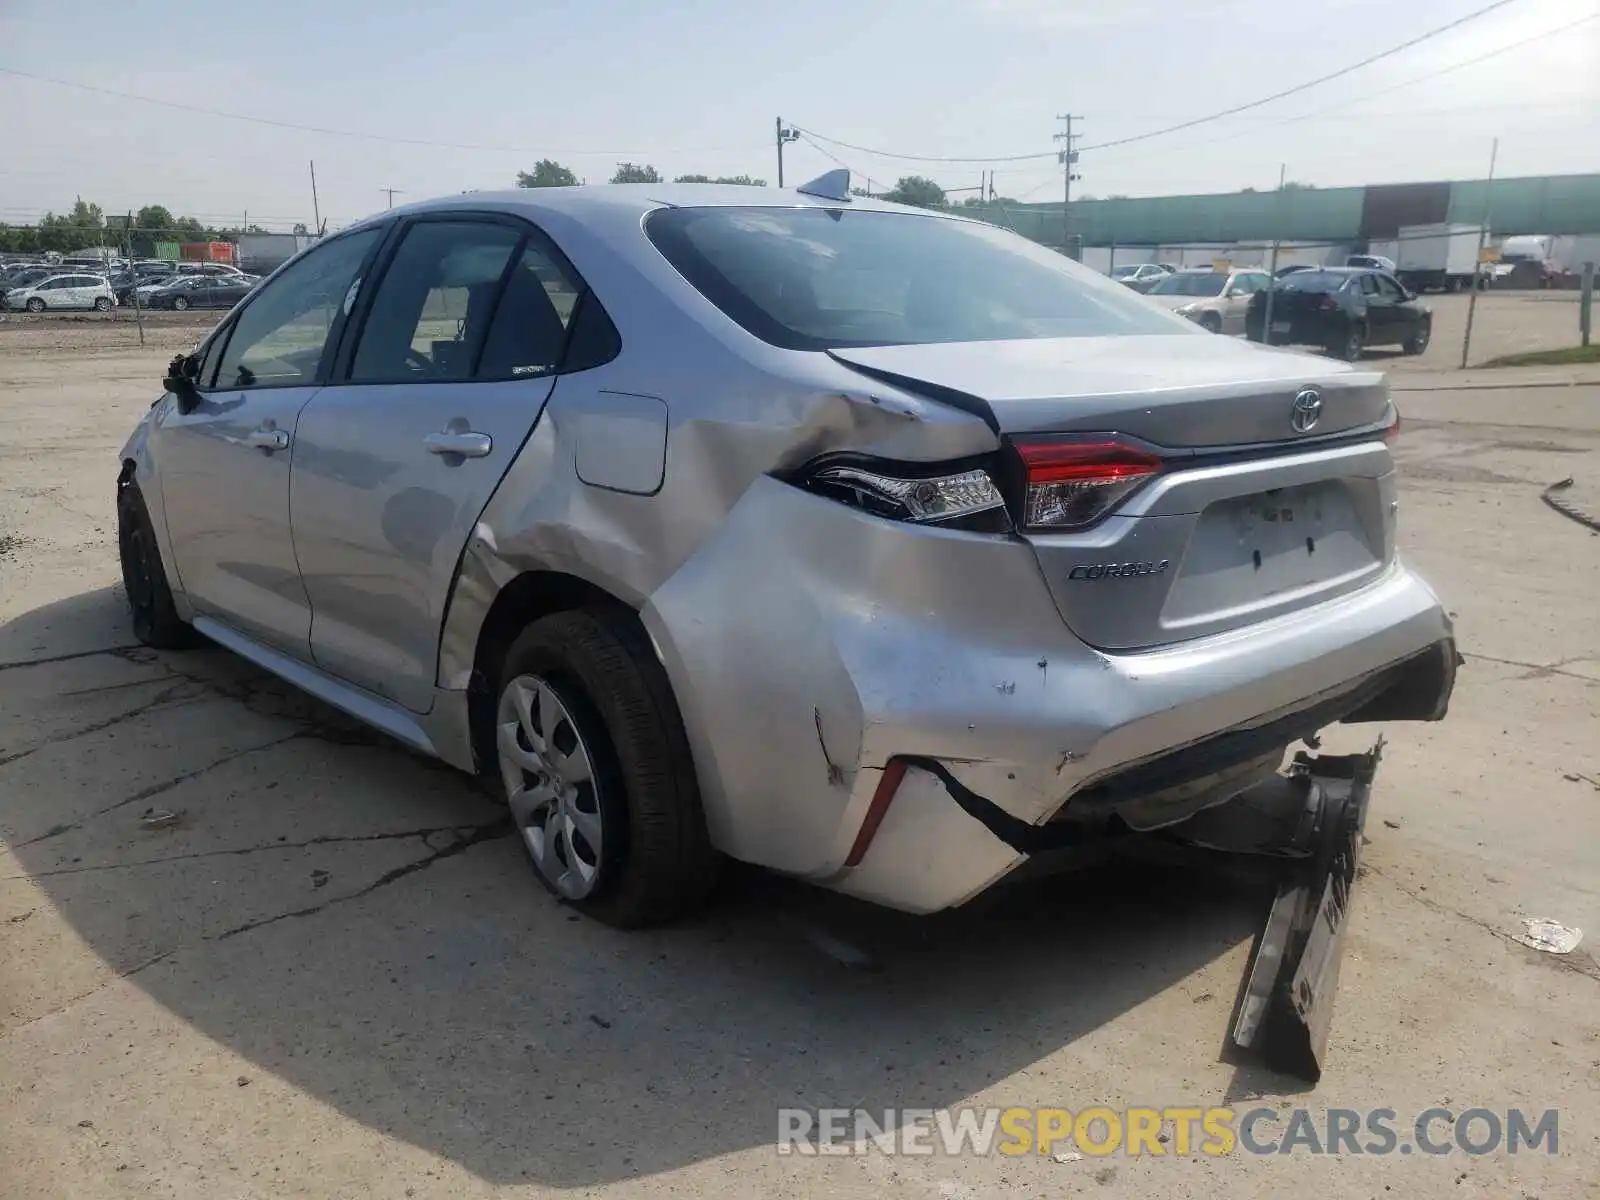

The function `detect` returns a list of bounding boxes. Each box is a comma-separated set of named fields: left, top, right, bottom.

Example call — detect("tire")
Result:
left=117, top=480, right=191, bottom=649
left=1330, top=322, right=1365, bottom=362
left=173, top=295, right=189, bottom=311
left=490, top=609, right=717, bottom=927
left=25, top=297, right=44, bottom=313
left=1403, top=320, right=1432, bottom=356
left=93, top=296, right=111, bottom=311
left=1198, top=312, right=1223, bottom=334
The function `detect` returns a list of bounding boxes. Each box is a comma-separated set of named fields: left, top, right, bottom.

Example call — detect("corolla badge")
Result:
left=1291, top=388, right=1323, bottom=433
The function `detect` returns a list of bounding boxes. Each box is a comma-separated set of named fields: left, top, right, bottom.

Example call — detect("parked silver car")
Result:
left=1146, top=266, right=1272, bottom=334
left=116, top=180, right=1455, bottom=926
left=4, top=272, right=116, bottom=312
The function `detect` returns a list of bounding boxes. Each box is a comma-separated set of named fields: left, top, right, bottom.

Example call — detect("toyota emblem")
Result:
left=1290, top=388, right=1323, bottom=433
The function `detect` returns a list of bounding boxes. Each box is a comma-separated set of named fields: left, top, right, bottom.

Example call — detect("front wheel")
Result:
left=117, top=481, right=191, bottom=649
left=491, top=609, right=717, bottom=927
left=172, top=295, right=189, bottom=311
left=25, top=297, right=44, bottom=313
left=1198, top=312, right=1223, bottom=334
left=93, top=296, right=111, bottom=312
left=1403, top=321, right=1432, bottom=356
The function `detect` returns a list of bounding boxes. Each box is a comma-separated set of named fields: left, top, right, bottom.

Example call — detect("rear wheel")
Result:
left=92, top=296, right=111, bottom=312
left=172, top=295, right=189, bottom=311
left=491, top=609, right=717, bottom=927
left=24, top=297, right=44, bottom=313
left=117, top=481, right=191, bottom=649
left=1403, top=320, right=1432, bottom=356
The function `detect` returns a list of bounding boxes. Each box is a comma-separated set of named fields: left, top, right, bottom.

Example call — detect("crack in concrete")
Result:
left=58, top=672, right=185, bottom=697
left=13, top=733, right=303, bottom=848
left=1366, top=863, right=1600, bottom=983
left=5, top=823, right=507, bottom=881
left=1, top=949, right=176, bottom=1036
left=0, top=645, right=142, bottom=673
left=0, top=679, right=201, bottom=770
left=1459, top=651, right=1596, bottom=684
left=214, top=817, right=512, bottom=941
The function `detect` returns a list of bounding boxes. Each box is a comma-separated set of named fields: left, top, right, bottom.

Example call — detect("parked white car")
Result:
left=3, top=272, right=116, bottom=312
left=1145, top=267, right=1272, bottom=334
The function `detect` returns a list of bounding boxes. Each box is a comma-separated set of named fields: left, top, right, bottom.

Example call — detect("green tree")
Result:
left=674, top=173, right=768, bottom=186
left=135, top=205, right=175, bottom=233
left=293, top=222, right=310, bottom=235
left=610, top=162, right=661, bottom=184
left=1283, top=181, right=1315, bottom=191
left=517, top=159, right=579, bottom=187
left=883, top=176, right=946, bottom=209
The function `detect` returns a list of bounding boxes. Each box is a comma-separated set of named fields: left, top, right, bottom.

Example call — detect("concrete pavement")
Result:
left=2, top=332, right=1597, bottom=1199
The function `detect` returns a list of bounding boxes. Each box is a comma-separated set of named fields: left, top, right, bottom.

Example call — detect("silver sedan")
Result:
left=116, top=178, right=1454, bottom=926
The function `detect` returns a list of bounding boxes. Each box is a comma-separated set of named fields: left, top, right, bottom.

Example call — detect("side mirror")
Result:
left=163, top=353, right=200, bottom=413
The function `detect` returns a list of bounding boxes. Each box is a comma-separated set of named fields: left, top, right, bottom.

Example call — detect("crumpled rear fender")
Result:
left=639, top=475, right=1095, bottom=878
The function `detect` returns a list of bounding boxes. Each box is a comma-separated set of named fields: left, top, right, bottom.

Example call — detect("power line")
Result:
left=1077, top=0, right=1523, bottom=151
left=0, top=66, right=761, bottom=159
left=794, top=0, right=1525, bottom=165
left=797, top=129, right=1054, bottom=165
left=1088, top=9, right=1600, bottom=168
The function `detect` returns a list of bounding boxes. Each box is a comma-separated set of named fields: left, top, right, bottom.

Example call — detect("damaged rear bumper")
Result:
left=642, top=477, right=1454, bottom=914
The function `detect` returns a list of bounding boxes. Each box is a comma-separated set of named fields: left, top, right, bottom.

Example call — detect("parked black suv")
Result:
left=1246, top=267, right=1432, bottom=361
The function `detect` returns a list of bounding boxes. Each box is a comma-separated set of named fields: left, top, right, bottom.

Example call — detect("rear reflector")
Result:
left=1012, top=439, right=1162, bottom=530
left=844, top=759, right=907, bottom=867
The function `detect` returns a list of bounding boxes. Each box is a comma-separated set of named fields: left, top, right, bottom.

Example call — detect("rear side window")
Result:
left=215, top=228, right=381, bottom=390
left=646, top=205, right=1181, bottom=350
left=474, top=241, right=590, bottom=380
left=349, top=221, right=523, bottom=383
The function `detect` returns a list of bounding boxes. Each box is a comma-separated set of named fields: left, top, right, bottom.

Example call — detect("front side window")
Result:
left=349, top=221, right=522, bottom=383
left=646, top=206, right=1183, bottom=350
left=1376, top=275, right=1404, bottom=299
left=1359, top=274, right=1380, bottom=296
left=214, top=228, right=381, bottom=390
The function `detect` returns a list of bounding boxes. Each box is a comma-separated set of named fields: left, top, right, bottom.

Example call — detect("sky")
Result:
left=0, top=0, right=1596, bottom=232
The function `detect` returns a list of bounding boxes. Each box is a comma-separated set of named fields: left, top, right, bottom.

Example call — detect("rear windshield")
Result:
left=644, top=206, right=1184, bottom=349
left=1148, top=272, right=1227, bottom=297
left=1274, top=271, right=1348, bottom=292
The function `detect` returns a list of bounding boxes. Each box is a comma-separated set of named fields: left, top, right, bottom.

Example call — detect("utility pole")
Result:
left=125, top=210, right=145, bottom=348
left=1262, top=163, right=1287, bottom=345
left=1053, top=114, right=1083, bottom=258
left=1460, top=137, right=1498, bottom=369
left=309, top=160, right=322, bottom=236
left=380, top=187, right=404, bottom=210
left=775, top=118, right=800, bottom=188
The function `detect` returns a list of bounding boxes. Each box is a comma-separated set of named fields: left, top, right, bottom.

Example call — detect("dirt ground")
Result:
left=1, top=317, right=1598, bottom=1198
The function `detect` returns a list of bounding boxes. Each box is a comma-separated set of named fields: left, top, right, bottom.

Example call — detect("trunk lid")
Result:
left=830, top=335, right=1396, bottom=651
left=828, top=334, right=1387, bottom=446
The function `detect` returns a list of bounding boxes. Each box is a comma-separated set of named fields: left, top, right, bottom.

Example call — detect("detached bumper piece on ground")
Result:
left=1179, top=745, right=1382, bottom=1083
left=910, top=744, right=1383, bottom=1084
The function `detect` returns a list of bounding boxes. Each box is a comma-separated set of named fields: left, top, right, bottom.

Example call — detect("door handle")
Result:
left=424, top=430, right=493, bottom=458
left=246, top=427, right=289, bottom=452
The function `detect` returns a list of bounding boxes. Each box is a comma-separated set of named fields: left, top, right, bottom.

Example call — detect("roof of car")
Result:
left=355, top=183, right=956, bottom=231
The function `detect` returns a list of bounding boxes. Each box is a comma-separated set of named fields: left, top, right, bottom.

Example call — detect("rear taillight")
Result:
left=1012, top=438, right=1162, bottom=530
left=1318, top=295, right=1338, bottom=311
left=802, top=459, right=1011, bottom=532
